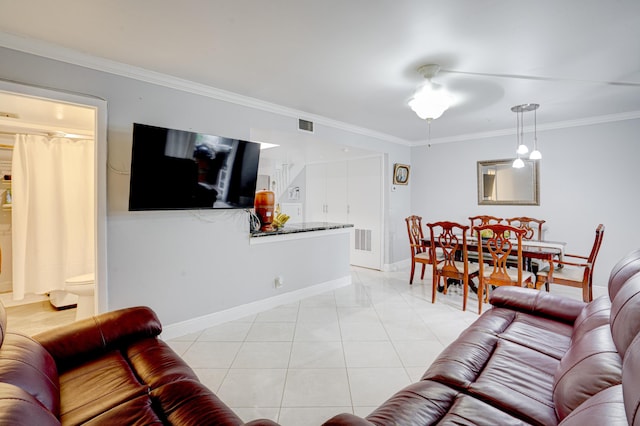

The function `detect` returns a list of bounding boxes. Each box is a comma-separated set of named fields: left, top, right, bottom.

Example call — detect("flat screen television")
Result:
left=129, top=123, right=261, bottom=211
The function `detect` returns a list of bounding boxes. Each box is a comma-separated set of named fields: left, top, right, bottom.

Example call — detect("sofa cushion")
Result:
left=497, top=311, right=573, bottom=359
left=0, top=382, right=60, bottom=425
left=610, top=272, right=640, bottom=356
left=557, top=385, right=628, bottom=426
left=572, top=296, right=611, bottom=342
left=57, top=350, right=149, bottom=425
left=77, top=394, right=163, bottom=425
left=467, top=339, right=559, bottom=426
left=0, top=332, right=60, bottom=416
left=34, top=306, right=162, bottom=373
left=151, top=379, right=244, bottom=425
left=622, top=333, right=640, bottom=426
left=608, top=248, right=640, bottom=301
left=553, top=324, right=622, bottom=420
left=127, top=337, right=200, bottom=389
left=421, top=329, right=498, bottom=388
left=489, top=286, right=585, bottom=324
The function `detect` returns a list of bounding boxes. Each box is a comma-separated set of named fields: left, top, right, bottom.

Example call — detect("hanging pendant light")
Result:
left=529, top=107, right=542, bottom=159
left=511, top=103, right=540, bottom=168
left=409, top=64, right=454, bottom=121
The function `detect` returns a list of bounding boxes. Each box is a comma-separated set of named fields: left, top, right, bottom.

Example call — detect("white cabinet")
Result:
left=305, top=157, right=382, bottom=269
left=305, top=161, right=347, bottom=223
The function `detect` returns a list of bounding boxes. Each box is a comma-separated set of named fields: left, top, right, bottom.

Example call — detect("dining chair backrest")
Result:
left=474, top=223, right=527, bottom=287
left=588, top=224, right=605, bottom=265
left=405, top=215, right=435, bottom=284
left=405, top=215, right=427, bottom=256
left=427, top=221, right=470, bottom=274
left=469, top=215, right=503, bottom=232
left=427, top=221, right=478, bottom=311
left=506, top=216, right=546, bottom=241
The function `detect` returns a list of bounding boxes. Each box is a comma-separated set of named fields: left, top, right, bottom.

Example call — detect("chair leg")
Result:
left=583, top=282, right=592, bottom=302
left=432, top=274, right=439, bottom=304
left=409, top=261, right=415, bottom=285
left=478, top=280, right=484, bottom=315
left=462, top=277, right=468, bottom=312
left=420, top=264, right=426, bottom=280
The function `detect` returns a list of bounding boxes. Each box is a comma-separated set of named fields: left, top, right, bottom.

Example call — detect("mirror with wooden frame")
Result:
left=477, top=159, right=539, bottom=205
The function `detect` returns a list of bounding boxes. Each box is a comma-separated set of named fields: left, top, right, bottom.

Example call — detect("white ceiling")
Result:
left=0, top=0, right=639, bottom=145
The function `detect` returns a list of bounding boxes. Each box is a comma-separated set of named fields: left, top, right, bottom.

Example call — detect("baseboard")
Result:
left=161, top=275, right=352, bottom=340
left=382, top=258, right=410, bottom=272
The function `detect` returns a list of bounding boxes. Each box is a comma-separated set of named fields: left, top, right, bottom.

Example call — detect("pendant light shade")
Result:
left=409, top=64, right=454, bottom=121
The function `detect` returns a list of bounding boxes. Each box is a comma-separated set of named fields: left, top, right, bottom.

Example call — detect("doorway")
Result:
left=0, top=80, right=107, bottom=325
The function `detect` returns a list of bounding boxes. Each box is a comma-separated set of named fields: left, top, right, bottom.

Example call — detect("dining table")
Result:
left=421, top=235, right=566, bottom=290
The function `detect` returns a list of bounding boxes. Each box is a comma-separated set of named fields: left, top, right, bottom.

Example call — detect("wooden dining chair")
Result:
left=535, top=224, right=605, bottom=302
left=427, top=221, right=479, bottom=312
left=474, top=223, right=533, bottom=314
left=506, top=216, right=546, bottom=241
left=405, top=215, right=437, bottom=284
left=469, top=215, right=503, bottom=229
left=467, top=215, right=503, bottom=262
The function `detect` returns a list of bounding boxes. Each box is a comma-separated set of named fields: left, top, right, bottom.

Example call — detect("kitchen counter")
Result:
left=250, top=222, right=353, bottom=238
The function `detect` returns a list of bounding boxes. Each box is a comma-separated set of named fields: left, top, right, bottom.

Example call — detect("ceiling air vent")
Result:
left=298, top=119, right=314, bottom=133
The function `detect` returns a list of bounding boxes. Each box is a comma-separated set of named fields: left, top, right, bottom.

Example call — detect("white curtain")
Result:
left=11, top=135, right=94, bottom=299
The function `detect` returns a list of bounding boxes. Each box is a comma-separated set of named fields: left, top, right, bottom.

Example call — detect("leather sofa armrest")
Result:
left=33, top=306, right=162, bottom=373
left=490, top=286, right=586, bottom=324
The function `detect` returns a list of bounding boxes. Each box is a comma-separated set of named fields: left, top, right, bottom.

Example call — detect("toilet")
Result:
left=65, top=272, right=95, bottom=320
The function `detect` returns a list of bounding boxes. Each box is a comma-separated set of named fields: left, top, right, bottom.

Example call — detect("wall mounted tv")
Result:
left=129, top=123, right=261, bottom=211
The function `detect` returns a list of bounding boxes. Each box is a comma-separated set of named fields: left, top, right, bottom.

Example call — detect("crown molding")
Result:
left=2, top=32, right=637, bottom=149
left=0, top=32, right=411, bottom=146
left=418, top=110, right=640, bottom=146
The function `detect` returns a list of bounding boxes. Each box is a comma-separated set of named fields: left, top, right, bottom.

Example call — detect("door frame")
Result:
left=0, top=79, right=108, bottom=313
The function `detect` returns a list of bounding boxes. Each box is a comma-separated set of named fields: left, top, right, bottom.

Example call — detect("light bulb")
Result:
left=516, top=144, right=529, bottom=155
left=512, top=158, right=525, bottom=168
left=529, top=150, right=542, bottom=160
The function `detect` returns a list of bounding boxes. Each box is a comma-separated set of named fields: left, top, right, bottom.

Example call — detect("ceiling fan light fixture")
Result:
left=409, top=64, right=453, bottom=121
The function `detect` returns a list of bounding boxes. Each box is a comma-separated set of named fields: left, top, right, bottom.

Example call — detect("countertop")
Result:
left=250, top=222, right=353, bottom=238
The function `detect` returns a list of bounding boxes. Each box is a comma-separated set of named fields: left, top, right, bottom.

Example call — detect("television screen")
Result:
left=129, top=123, right=261, bottom=211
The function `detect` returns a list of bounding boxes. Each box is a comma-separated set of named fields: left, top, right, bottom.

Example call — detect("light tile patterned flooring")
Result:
left=165, top=267, right=490, bottom=425
left=5, top=266, right=594, bottom=426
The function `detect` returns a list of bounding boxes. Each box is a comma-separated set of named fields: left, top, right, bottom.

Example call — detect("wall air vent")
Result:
left=298, top=119, right=314, bottom=133
left=355, top=229, right=372, bottom=252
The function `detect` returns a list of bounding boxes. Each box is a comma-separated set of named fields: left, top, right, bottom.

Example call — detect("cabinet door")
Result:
left=305, top=163, right=327, bottom=222
left=325, top=160, right=348, bottom=223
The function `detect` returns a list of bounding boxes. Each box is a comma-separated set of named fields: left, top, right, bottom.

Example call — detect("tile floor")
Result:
left=165, top=267, right=491, bottom=426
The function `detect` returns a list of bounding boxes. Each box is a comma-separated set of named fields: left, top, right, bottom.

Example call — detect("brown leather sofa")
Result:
left=324, top=249, right=640, bottom=426
left=0, top=302, right=279, bottom=425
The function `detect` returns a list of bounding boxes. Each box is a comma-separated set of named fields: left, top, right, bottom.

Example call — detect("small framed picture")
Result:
left=393, top=163, right=410, bottom=185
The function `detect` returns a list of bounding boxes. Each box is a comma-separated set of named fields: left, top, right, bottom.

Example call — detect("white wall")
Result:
left=0, top=46, right=411, bottom=326
left=410, top=118, right=640, bottom=288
